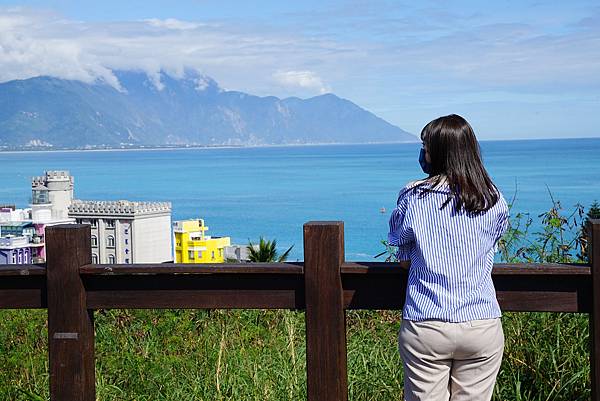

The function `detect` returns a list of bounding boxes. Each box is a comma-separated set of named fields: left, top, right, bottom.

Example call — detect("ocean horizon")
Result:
left=1, top=137, right=599, bottom=261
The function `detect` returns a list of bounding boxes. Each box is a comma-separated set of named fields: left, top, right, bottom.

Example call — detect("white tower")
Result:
left=31, top=171, right=74, bottom=222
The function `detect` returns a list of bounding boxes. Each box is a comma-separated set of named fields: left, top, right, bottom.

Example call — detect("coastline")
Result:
left=0, top=140, right=420, bottom=155
left=1, top=136, right=600, bottom=155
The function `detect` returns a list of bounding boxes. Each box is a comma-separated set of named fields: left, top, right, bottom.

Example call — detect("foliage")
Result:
left=494, top=194, right=594, bottom=400
left=374, top=239, right=399, bottom=262
left=577, top=200, right=600, bottom=262
left=247, top=237, right=293, bottom=263
left=498, top=189, right=586, bottom=263
left=17, top=389, right=45, bottom=401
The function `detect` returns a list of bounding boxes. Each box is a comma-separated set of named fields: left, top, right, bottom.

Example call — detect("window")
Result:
left=32, top=189, right=49, bottom=204
left=125, top=258, right=130, bottom=264
left=107, top=235, right=115, bottom=247
left=92, top=254, right=98, bottom=264
left=91, top=235, right=97, bottom=247
left=105, top=219, right=115, bottom=228
left=124, top=229, right=129, bottom=235
left=125, top=248, right=129, bottom=254
left=211, top=251, right=215, bottom=259
left=188, top=250, right=195, bottom=259
left=76, top=219, right=82, bottom=224
left=108, top=254, right=116, bottom=264
left=90, top=219, right=98, bottom=228
left=11, top=254, right=16, bottom=264
left=124, top=238, right=128, bottom=245
left=197, top=251, right=202, bottom=259
left=17, top=253, right=22, bottom=264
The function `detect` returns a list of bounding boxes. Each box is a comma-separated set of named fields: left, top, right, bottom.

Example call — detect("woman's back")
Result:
left=389, top=180, right=508, bottom=322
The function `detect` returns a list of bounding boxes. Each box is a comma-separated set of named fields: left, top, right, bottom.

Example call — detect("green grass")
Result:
left=0, top=308, right=590, bottom=400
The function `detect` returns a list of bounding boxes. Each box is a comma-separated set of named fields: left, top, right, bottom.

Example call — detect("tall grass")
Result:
left=0, top=198, right=596, bottom=400
left=0, top=309, right=592, bottom=400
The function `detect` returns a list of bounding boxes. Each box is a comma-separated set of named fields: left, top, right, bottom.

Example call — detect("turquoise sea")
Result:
left=1, top=138, right=599, bottom=261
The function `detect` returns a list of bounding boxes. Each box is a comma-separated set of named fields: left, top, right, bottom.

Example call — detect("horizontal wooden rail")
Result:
left=0, top=220, right=598, bottom=401
left=1, top=263, right=591, bottom=312
left=0, top=264, right=46, bottom=276
left=0, top=264, right=47, bottom=309
left=80, top=262, right=304, bottom=275
left=83, top=273, right=305, bottom=309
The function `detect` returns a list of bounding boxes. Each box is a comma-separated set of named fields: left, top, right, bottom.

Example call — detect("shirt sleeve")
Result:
left=493, top=196, right=510, bottom=244
left=388, top=186, right=415, bottom=250
left=492, top=195, right=509, bottom=253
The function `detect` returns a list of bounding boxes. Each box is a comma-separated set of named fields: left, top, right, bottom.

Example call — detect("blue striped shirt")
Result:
left=388, top=180, right=509, bottom=322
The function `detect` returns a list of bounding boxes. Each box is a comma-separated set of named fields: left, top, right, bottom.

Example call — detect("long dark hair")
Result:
left=418, top=114, right=499, bottom=215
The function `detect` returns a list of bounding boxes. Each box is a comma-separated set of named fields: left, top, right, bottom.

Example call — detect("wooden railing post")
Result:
left=590, top=219, right=600, bottom=401
left=46, top=224, right=95, bottom=401
left=303, top=221, right=348, bottom=401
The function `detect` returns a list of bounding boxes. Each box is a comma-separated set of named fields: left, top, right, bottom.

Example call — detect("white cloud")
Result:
left=0, top=8, right=123, bottom=88
left=144, top=18, right=202, bottom=30
left=1, top=6, right=598, bottom=97
left=273, top=70, right=330, bottom=94
left=0, top=8, right=339, bottom=95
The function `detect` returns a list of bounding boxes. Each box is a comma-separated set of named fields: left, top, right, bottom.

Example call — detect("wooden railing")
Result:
left=0, top=220, right=599, bottom=401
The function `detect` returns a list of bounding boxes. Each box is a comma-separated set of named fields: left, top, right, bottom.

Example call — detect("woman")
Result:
left=388, top=114, right=509, bottom=401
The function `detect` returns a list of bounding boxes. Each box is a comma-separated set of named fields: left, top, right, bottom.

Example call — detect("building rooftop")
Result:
left=68, top=200, right=172, bottom=216
left=32, top=170, right=74, bottom=186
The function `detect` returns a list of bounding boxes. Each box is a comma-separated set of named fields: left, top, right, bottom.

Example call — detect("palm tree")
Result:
left=247, top=237, right=294, bottom=262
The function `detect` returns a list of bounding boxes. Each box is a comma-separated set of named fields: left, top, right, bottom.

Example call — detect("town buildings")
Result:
left=0, top=213, right=41, bottom=264
left=0, top=171, right=76, bottom=264
left=1, top=170, right=246, bottom=266
left=69, top=200, right=172, bottom=264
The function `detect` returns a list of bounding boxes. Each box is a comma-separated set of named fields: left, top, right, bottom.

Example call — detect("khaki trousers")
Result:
left=398, top=318, right=504, bottom=401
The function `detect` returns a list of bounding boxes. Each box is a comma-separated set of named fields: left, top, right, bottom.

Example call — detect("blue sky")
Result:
left=0, top=0, right=599, bottom=139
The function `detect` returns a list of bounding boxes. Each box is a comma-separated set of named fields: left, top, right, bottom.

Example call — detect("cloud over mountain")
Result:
left=273, top=71, right=330, bottom=94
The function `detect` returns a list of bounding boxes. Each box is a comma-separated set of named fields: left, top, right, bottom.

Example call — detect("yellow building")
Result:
left=173, top=219, right=231, bottom=263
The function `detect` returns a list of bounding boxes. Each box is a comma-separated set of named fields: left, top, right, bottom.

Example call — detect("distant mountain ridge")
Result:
left=0, top=70, right=416, bottom=148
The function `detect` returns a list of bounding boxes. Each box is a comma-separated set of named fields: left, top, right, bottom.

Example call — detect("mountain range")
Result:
left=0, top=70, right=416, bottom=148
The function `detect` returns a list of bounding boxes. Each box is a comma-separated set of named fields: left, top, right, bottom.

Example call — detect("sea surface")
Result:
left=1, top=138, right=599, bottom=261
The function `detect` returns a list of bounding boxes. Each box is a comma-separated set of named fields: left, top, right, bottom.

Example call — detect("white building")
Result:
left=224, top=245, right=251, bottom=262
left=68, top=200, right=172, bottom=264
left=28, top=171, right=76, bottom=262
left=31, top=170, right=75, bottom=223
left=0, top=235, right=32, bottom=265
left=0, top=207, right=31, bottom=223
